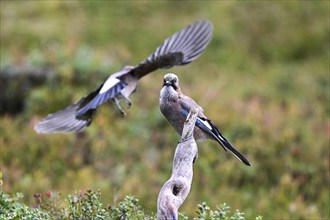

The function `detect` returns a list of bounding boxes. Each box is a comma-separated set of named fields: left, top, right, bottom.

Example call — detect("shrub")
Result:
left=0, top=190, right=261, bottom=220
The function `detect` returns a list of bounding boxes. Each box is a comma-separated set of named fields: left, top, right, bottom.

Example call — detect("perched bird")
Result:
left=35, top=20, right=213, bottom=134
left=160, top=73, right=251, bottom=166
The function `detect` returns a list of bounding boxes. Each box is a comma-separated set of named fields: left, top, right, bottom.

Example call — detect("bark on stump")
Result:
left=157, top=107, right=199, bottom=220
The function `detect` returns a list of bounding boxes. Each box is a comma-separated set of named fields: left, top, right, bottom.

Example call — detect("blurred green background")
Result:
left=0, top=1, right=329, bottom=219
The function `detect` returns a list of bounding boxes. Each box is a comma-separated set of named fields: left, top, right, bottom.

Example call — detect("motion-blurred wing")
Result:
left=76, top=78, right=127, bottom=116
left=34, top=78, right=127, bottom=133
left=34, top=99, right=95, bottom=134
left=133, top=20, right=213, bottom=78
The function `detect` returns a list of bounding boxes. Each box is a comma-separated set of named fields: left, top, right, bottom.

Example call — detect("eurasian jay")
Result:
left=35, top=20, right=213, bottom=133
left=160, top=73, right=251, bottom=166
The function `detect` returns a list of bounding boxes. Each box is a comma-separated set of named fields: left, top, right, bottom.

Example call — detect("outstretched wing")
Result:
left=133, top=20, right=213, bottom=78
left=76, top=77, right=127, bottom=116
left=34, top=96, right=96, bottom=134
left=34, top=79, right=127, bottom=134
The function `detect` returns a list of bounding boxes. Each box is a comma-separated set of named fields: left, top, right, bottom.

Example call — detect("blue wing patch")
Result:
left=76, top=81, right=127, bottom=116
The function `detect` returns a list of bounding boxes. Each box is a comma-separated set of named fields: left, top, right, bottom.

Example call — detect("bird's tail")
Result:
left=214, top=134, right=251, bottom=166
left=196, top=117, right=251, bottom=166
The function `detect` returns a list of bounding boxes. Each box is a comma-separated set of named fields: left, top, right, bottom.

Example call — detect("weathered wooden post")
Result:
left=157, top=107, right=199, bottom=220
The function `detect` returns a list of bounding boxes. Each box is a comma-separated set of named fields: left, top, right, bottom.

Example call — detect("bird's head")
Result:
left=163, top=73, right=180, bottom=91
left=160, top=73, right=182, bottom=102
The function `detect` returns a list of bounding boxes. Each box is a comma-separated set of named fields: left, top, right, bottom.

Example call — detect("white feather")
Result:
left=200, top=118, right=212, bottom=130
left=100, top=77, right=121, bottom=94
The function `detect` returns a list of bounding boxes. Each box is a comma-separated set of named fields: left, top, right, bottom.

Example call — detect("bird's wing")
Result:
left=34, top=78, right=127, bottom=134
left=179, top=96, right=251, bottom=166
left=132, top=20, right=213, bottom=79
left=179, top=94, right=205, bottom=117
left=179, top=97, right=222, bottom=145
left=75, top=76, right=127, bottom=116
left=34, top=97, right=95, bottom=134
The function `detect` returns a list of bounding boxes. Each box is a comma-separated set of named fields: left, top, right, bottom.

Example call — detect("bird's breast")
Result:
left=160, top=87, right=178, bottom=103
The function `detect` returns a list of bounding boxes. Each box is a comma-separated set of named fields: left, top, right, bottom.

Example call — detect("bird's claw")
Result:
left=122, top=96, right=132, bottom=109
left=120, top=109, right=127, bottom=117
left=114, top=97, right=128, bottom=117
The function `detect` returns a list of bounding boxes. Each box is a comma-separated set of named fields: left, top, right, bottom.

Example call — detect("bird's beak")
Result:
left=163, top=80, right=172, bottom=87
left=163, top=80, right=178, bottom=90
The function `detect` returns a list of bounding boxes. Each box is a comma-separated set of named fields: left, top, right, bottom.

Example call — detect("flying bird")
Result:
left=159, top=73, right=251, bottom=166
left=35, top=20, right=213, bottom=134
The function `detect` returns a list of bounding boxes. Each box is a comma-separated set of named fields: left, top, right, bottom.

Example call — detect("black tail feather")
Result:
left=196, top=117, right=251, bottom=166
left=208, top=120, right=251, bottom=166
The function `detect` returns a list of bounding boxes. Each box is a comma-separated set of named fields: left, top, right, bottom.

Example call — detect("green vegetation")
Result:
left=1, top=189, right=261, bottom=220
left=1, top=1, right=329, bottom=219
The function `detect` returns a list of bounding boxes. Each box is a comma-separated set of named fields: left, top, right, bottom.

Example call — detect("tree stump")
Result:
left=157, top=107, right=199, bottom=220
